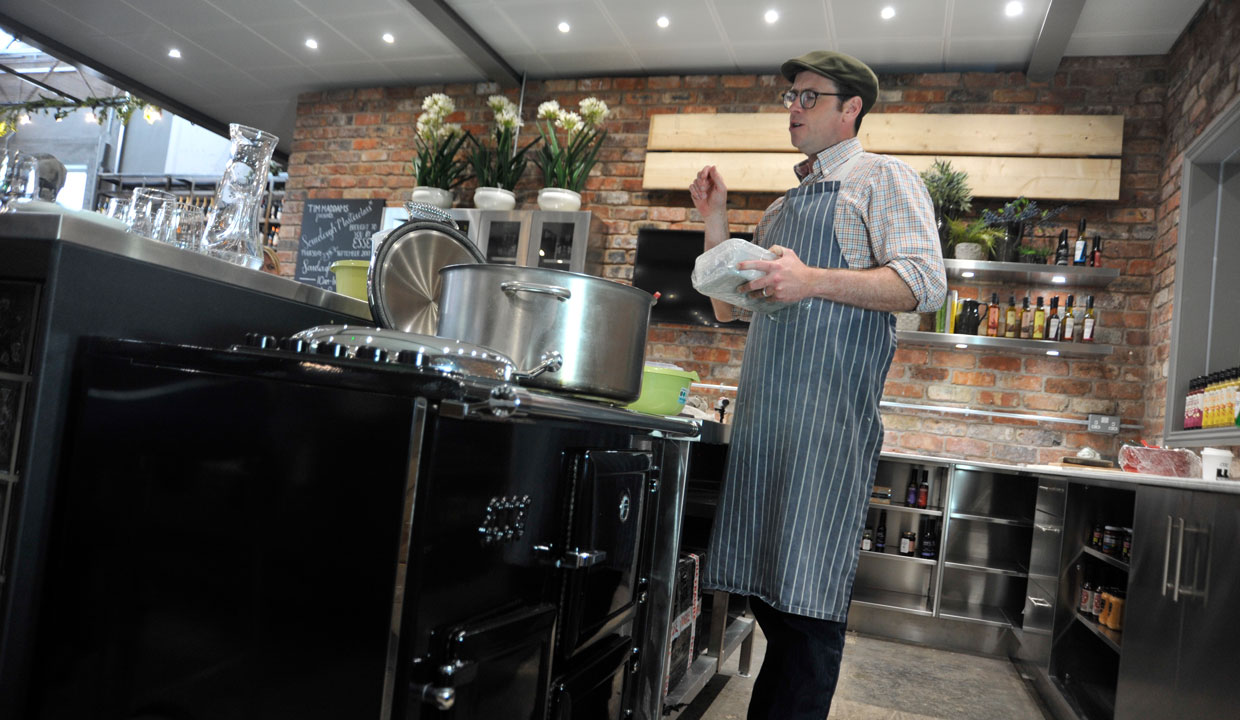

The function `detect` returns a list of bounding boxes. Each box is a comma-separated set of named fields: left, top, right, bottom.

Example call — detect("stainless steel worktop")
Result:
left=0, top=210, right=370, bottom=319
left=881, top=450, right=1240, bottom=495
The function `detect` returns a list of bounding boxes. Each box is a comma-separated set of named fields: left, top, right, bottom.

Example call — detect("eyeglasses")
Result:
left=780, top=88, right=852, bottom=109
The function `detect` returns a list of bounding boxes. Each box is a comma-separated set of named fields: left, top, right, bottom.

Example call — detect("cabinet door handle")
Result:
left=1162, top=514, right=1173, bottom=597
left=1028, top=596, right=1052, bottom=608
left=1173, top=516, right=1186, bottom=603
left=1034, top=523, right=1061, bottom=533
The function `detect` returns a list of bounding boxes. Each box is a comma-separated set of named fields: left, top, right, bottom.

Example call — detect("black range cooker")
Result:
left=19, top=333, right=696, bottom=720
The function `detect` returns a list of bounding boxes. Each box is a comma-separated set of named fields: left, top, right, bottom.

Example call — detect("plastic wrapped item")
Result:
left=1118, top=445, right=1202, bottom=478
left=691, top=238, right=791, bottom=315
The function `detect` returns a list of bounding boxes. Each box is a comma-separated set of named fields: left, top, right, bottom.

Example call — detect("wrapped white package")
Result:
left=691, top=238, right=791, bottom=314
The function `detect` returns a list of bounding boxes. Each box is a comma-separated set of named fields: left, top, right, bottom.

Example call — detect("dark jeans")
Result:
left=746, top=596, right=848, bottom=720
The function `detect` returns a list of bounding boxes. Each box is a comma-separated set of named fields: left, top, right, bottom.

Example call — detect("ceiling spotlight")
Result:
left=881, top=6, right=896, bottom=20
left=656, top=16, right=670, bottom=29
left=1005, top=1, right=1023, bottom=17
left=961, top=271, right=975, bottom=278
left=557, top=21, right=570, bottom=33
left=764, top=9, right=779, bottom=24
left=305, top=38, right=318, bottom=49
left=168, top=48, right=181, bottom=59
left=382, top=32, right=395, bottom=44
left=84, top=110, right=96, bottom=123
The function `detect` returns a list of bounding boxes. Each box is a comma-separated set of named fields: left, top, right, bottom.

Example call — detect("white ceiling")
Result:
left=0, top=0, right=1208, bottom=155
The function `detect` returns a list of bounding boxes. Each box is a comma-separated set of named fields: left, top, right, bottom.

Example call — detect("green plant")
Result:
left=1019, top=246, right=1053, bottom=258
left=948, top=217, right=1003, bottom=255
left=982, top=197, right=1066, bottom=229
left=919, top=159, right=973, bottom=217
left=413, top=93, right=471, bottom=190
left=467, top=95, right=540, bottom=190
left=532, top=97, right=609, bottom=193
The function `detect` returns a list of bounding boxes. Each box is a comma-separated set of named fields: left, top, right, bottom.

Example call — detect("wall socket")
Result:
left=1088, top=414, right=1121, bottom=434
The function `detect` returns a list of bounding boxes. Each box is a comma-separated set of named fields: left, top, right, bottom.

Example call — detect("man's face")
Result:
left=787, top=70, right=861, bottom=157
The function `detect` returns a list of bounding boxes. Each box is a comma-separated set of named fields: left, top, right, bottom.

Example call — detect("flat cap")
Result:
left=780, top=50, right=879, bottom=116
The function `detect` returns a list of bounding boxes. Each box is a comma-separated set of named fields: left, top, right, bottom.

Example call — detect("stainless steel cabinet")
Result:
left=1115, top=487, right=1240, bottom=720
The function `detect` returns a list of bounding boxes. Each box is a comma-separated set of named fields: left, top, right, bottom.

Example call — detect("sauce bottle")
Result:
left=916, top=474, right=929, bottom=509
left=986, top=293, right=1000, bottom=336
left=1020, top=297, right=1033, bottom=339
left=1004, top=295, right=1018, bottom=338
left=1054, top=228, right=1071, bottom=265
left=1090, top=234, right=1103, bottom=267
left=1047, top=296, right=1061, bottom=341
left=875, top=510, right=887, bottom=552
left=1081, top=295, right=1096, bottom=342
left=1032, top=296, right=1047, bottom=340
left=1062, top=295, right=1077, bottom=342
left=1073, top=218, right=1088, bottom=265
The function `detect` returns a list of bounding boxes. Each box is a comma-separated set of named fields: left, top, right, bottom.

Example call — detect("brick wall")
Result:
left=282, top=53, right=1182, bottom=465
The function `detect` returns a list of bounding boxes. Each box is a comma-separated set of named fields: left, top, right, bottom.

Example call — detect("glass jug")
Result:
left=200, top=124, right=279, bottom=269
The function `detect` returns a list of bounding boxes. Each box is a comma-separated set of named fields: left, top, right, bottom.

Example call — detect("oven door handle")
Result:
left=532, top=544, right=607, bottom=569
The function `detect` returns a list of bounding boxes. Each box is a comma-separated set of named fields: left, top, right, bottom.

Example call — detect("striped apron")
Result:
left=702, top=157, right=896, bottom=622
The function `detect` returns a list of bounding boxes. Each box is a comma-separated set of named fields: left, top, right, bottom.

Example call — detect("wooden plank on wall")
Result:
left=648, top=113, right=1124, bottom=157
left=642, top=152, right=1122, bottom=200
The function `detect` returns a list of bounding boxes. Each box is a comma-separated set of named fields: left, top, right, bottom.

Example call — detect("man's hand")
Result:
left=738, top=245, right=815, bottom=303
left=689, top=165, right=729, bottom=243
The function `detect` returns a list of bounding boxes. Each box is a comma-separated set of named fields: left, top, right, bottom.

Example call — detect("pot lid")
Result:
left=290, top=324, right=517, bottom=382
left=368, top=215, right=486, bottom=335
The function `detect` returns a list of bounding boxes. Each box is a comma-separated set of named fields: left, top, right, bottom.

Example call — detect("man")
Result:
left=688, top=51, right=945, bottom=719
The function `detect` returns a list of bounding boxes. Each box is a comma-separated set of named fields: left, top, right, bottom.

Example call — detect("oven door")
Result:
left=548, top=635, right=632, bottom=720
left=408, top=603, right=556, bottom=720
left=548, top=450, right=653, bottom=658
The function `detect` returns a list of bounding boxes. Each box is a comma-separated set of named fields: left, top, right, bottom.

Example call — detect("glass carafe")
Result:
left=200, top=124, right=279, bottom=269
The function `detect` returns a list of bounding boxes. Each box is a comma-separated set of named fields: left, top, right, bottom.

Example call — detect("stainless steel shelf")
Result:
left=663, top=617, right=755, bottom=708
left=851, top=587, right=934, bottom=616
left=1081, top=545, right=1130, bottom=572
left=1074, top=611, right=1122, bottom=652
left=944, top=555, right=1029, bottom=577
left=949, top=511, right=1033, bottom=527
left=896, top=331, right=1113, bottom=358
left=1164, top=425, right=1240, bottom=448
left=944, top=258, right=1120, bottom=287
left=859, top=549, right=939, bottom=567
left=938, top=598, right=1016, bottom=627
left=868, top=501, right=944, bottom=517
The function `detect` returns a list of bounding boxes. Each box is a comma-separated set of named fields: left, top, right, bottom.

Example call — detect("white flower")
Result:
left=416, top=113, right=440, bottom=143
left=496, top=108, right=523, bottom=131
left=579, top=97, right=609, bottom=126
left=556, top=111, right=584, bottom=135
left=537, top=100, right=561, bottom=120
left=421, top=93, right=454, bottom=118
left=488, top=95, right=514, bottom=114
left=437, top=122, right=463, bottom=140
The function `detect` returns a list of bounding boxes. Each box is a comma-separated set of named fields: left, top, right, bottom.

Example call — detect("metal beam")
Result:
left=0, top=61, right=82, bottom=103
left=1027, top=0, right=1086, bottom=82
left=0, top=11, right=288, bottom=164
left=405, top=0, right=520, bottom=87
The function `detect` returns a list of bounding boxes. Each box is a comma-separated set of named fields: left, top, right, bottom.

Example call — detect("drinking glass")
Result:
left=128, top=188, right=178, bottom=242
left=172, top=202, right=206, bottom=251
left=0, top=150, right=39, bottom=212
left=100, top=196, right=131, bottom=223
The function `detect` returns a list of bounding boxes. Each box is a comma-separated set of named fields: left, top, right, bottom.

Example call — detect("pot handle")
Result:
left=514, top=351, right=563, bottom=381
left=500, top=281, right=572, bottom=302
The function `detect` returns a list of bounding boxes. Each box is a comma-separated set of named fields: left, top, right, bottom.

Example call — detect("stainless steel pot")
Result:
left=436, top=264, right=654, bottom=402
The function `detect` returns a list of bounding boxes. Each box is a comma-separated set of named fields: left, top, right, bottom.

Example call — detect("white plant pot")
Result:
left=473, top=186, right=517, bottom=211
left=410, top=186, right=453, bottom=209
left=953, top=243, right=986, bottom=260
left=537, top=187, right=582, bottom=212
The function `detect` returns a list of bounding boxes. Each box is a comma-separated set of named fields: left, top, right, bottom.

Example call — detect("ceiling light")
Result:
left=382, top=32, right=395, bottom=44
left=557, top=21, right=570, bottom=33
left=305, top=38, right=318, bottom=49
left=18, top=112, right=30, bottom=125
left=656, top=16, right=670, bottom=29
left=168, top=48, right=181, bottom=59
left=764, top=9, right=779, bottom=24
left=955, top=344, right=968, bottom=349
left=881, top=6, right=896, bottom=20
left=1005, top=1, right=1023, bottom=17
left=961, top=271, right=975, bottom=278
left=84, top=110, right=96, bottom=123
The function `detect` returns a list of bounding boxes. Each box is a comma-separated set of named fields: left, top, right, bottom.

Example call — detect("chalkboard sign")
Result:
left=294, top=198, right=384, bottom=290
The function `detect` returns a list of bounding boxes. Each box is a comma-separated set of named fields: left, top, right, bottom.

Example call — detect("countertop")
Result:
left=880, top=450, right=1240, bottom=496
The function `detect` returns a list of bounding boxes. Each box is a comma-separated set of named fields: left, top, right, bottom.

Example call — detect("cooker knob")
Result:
left=354, top=345, right=388, bottom=363
left=244, top=333, right=277, bottom=348
left=394, top=349, right=422, bottom=366
left=277, top=337, right=308, bottom=353
left=315, top=342, right=347, bottom=358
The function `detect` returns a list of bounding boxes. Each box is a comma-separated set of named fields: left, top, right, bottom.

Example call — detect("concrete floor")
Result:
left=670, top=624, right=1051, bottom=720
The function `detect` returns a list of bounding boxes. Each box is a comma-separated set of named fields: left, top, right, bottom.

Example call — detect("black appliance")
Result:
left=631, top=228, right=752, bottom=328
left=15, top=334, right=693, bottom=720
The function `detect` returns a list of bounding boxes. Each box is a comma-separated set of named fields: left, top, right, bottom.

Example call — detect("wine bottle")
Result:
left=1054, top=228, right=1071, bottom=265
left=919, top=519, right=938, bottom=559
left=1004, top=295, right=1017, bottom=338
left=1090, top=234, right=1103, bottom=267
left=1062, top=294, right=1077, bottom=342
left=875, top=510, right=887, bottom=552
left=986, top=292, right=1000, bottom=337
left=1032, top=296, right=1047, bottom=340
left=1073, top=218, right=1088, bottom=265
left=905, top=468, right=919, bottom=506
left=1020, top=297, right=1033, bottom=339
left=916, top=472, right=929, bottom=509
